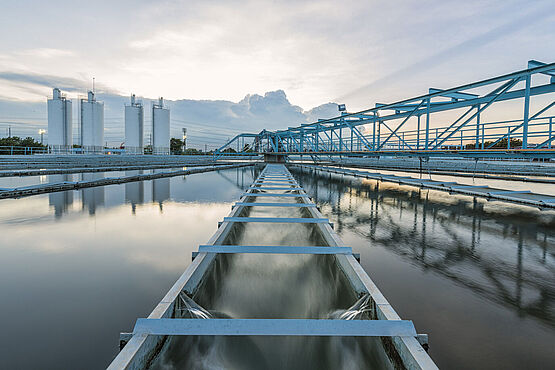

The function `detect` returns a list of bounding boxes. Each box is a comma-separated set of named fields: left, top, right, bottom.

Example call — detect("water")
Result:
left=1, top=165, right=553, bottom=369
left=0, top=167, right=256, bottom=369
left=291, top=167, right=555, bottom=370
left=148, top=176, right=394, bottom=369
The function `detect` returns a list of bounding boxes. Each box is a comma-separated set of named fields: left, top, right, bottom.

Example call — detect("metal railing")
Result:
left=0, top=146, right=48, bottom=155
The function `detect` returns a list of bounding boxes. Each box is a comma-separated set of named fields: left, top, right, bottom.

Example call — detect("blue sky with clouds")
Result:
left=0, top=0, right=553, bottom=147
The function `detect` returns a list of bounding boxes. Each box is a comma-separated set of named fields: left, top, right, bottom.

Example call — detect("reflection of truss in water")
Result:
left=217, top=166, right=260, bottom=191
left=291, top=167, right=555, bottom=327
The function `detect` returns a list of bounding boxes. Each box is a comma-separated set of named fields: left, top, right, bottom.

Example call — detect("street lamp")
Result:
left=38, top=129, right=46, bottom=144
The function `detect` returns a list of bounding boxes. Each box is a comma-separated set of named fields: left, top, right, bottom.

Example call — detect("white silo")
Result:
left=125, top=94, right=144, bottom=154
left=47, top=88, right=72, bottom=153
left=80, top=91, right=104, bottom=154
left=152, top=97, right=170, bottom=155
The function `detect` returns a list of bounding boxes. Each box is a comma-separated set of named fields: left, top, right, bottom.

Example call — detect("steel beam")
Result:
left=132, top=318, right=418, bottom=337
left=197, top=245, right=352, bottom=254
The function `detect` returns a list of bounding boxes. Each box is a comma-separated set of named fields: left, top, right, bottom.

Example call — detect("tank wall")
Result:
left=47, top=98, right=72, bottom=151
left=125, top=105, right=144, bottom=154
left=81, top=101, right=104, bottom=153
left=152, top=107, right=170, bottom=155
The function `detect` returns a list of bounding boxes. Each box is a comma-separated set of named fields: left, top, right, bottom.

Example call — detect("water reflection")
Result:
left=0, top=167, right=258, bottom=370
left=40, top=167, right=263, bottom=219
left=48, top=174, right=74, bottom=218
left=125, top=170, right=144, bottom=214
left=81, top=172, right=105, bottom=215
left=291, top=166, right=555, bottom=369
left=153, top=174, right=170, bottom=212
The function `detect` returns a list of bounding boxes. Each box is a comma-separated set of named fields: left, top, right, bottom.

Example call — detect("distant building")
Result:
left=47, top=88, right=72, bottom=153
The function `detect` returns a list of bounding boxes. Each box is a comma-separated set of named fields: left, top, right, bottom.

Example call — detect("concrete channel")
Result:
left=293, top=164, right=555, bottom=209
left=108, top=164, right=437, bottom=369
left=0, top=164, right=252, bottom=199
left=0, top=163, right=236, bottom=177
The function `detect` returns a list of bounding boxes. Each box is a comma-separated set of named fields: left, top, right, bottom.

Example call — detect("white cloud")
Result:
left=15, top=48, right=75, bottom=58
left=0, top=0, right=553, bottom=126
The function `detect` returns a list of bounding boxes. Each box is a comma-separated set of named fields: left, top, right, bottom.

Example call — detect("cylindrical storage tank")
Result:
left=125, top=94, right=144, bottom=154
left=80, top=91, right=104, bottom=154
left=47, top=88, right=72, bottom=153
left=152, top=98, right=170, bottom=155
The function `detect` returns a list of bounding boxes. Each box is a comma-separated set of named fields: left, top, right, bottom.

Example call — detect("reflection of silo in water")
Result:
left=125, top=171, right=144, bottom=214
left=48, top=174, right=73, bottom=218
left=81, top=172, right=105, bottom=215
left=152, top=172, right=170, bottom=212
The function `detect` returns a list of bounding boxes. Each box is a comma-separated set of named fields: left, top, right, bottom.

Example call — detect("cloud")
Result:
left=0, top=0, right=553, bottom=136
left=15, top=48, right=75, bottom=58
left=0, top=72, right=89, bottom=92
left=0, top=72, right=120, bottom=101
left=336, top=1, right=555, bottom=106
left=0, top=85, right=338, bottom=149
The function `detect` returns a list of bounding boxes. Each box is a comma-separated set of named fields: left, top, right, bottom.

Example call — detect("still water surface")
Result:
left=0, top=165, right=554, bottom=369
left=0, top=168, right=256, bottom=369
left=291, top=166, right=555, bottom=370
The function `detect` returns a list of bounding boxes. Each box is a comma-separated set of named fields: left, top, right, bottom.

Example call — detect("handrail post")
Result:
left=475, top=104, right=480, bottom=148
left=424, top=98, right=430, bottom=149
left=549, top=117, right=553, bottom=149
left=417, top=114, right=421, bottom=150
left=522, top=74, right=531, bottom=149
left=372, top=117, right=376, bottom=150
left=481, top=124, right=485, bottom=149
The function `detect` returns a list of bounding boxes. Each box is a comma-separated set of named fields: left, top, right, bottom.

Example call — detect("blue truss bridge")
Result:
left=215, top=60, right=555, bottom=160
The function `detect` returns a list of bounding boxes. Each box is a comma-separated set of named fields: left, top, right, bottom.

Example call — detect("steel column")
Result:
left=522, top=74, right=531, bottom=149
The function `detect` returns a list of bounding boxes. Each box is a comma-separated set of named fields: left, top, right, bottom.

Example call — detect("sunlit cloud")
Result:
left=0, top=0, right=553, bottom=139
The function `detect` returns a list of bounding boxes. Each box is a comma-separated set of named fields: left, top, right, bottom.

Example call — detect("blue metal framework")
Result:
left=215, top=60, right=555, bottom=159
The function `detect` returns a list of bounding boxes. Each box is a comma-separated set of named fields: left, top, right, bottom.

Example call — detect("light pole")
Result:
left=38, top=129, right=45, bottom=144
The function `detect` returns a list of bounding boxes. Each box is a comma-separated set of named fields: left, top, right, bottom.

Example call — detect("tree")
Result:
left=170, top=138, right=184, bottom=155
left=465, top=138, right=523, bottom=150
left=0, top=136, right=45, bottom=154
left=184, top=148, right=201, bottom=155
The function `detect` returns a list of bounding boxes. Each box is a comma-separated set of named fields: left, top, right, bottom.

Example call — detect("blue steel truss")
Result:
left=215, top=60, right=555, bottom=159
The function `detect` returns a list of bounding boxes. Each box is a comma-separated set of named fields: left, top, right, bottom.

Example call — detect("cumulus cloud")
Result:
left=0, top=84, right=339, bottom=149
left=0, top=0, right=553, bottom=142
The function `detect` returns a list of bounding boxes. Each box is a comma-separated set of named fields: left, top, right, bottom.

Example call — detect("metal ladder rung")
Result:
left=223, top=217, right=328, bottom=223
left=197, top=245, right=352, bottom=254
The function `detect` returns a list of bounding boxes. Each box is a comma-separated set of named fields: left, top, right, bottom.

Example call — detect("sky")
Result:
left=0, top=0, right=554, bottom=147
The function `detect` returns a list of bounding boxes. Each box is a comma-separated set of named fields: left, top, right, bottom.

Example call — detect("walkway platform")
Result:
left=109, top=163, right=438, bottom=370
left=0, top=164, right=251, bottom=199
left=293, top=164, right=555, bottom=209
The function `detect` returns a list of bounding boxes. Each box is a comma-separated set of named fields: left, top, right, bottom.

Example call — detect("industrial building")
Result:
left=80, top=91, right=104, bottom=154
left=152, top=97, right=170, bottom=155
left=124, top=94, right=144, bottom=154
left=47, top=88, right=72, bottom=153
